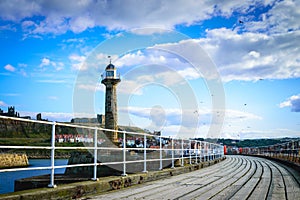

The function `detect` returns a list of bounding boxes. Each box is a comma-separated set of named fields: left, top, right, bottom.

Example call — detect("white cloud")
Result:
left=119, top=106, right=263, bottom=139
left=0, top=24, right=16, bottom=32
left=69, top=15, right=95, bottom=33
left=0, top=0, right=275, bottom=35
left=0, top=100, right=7, bottom=107
left=130, top=28, right=172, bottom=35
left=245, top=0, right=300, bottom=34
left=113, top=30, right=298, bottom=83
left=280, top=94, right=300, bottom=112
left=119, top=106, right=199, bottom=138
left=198, top=28, right=300, bottom=81
left=19, top=111, right=98, bottom=122
left=0, top=0, right=40, bottom=21
left=39, top=57, right=64, bottom=71
left=4, top=64, right=16, bottom=72
left=77, top=84, right=104, bottom=92
left=40, top=58, right=50, bottom=67
left=77, top=23, right=300, bottom=90
left=115, top=48, right=204, bottom=85
left=69, top=54, right=87, bottom=70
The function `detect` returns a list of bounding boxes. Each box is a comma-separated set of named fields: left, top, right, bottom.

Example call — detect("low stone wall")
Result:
left=0, top=154, right=29, bottom=169
left=0, top=157, right=225, bottom=200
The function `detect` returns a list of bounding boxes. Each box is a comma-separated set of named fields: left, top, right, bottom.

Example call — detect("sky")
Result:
left=0, top=0, right=299, bottom=139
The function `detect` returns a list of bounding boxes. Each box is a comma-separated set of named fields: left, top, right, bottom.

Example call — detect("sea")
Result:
left=0, top=159, right=68, bottom=194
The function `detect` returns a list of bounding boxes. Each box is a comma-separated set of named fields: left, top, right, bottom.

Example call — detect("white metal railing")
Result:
left=0, top=115, right=224, bottom=189
left=241, top=139, right=300, bottom=164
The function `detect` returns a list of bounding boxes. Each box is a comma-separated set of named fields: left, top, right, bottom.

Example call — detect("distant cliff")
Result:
left=0, top=118, right=51, bottom=138
left=0, top=119, right=77, bottom=139
left=0, top=118, right=148, bottom=140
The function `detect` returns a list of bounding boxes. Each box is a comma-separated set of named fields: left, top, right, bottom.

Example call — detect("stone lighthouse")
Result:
left=101, top=60, right=121, bottom=143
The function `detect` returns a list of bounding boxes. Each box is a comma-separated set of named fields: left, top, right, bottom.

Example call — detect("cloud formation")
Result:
left=280, top=94, right=300, bottom=112
left=0, top=100, right=7, bottom=107
left=39, top=57, right=64, bottom=71
left=0, top=0, right=279, bottom=36
left=2, top=1, right=299, bottom=82
left=4, top=64, right=15, bottom=72
left=110, top=29, right=300, bottom=82
left=198, top=28, right=300, bottom=81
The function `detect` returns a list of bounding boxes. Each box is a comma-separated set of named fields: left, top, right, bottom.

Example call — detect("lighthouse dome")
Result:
left=106, top=63, right=115, bottom=70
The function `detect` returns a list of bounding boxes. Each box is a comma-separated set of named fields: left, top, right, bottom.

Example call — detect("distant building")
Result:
left=36, top=113, right=42, bottom=120
left=36, top=113, right=47, bottom=121
left=0, top=106, right=31, bottom=119
left=71, top=114, right=105, bottom=125
left=97, top=114, right=105, bottom=124
left=0, top=106, right=18, bottom=117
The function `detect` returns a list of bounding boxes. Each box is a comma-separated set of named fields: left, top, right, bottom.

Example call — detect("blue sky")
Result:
left=0, top=0, right=299, bottom=139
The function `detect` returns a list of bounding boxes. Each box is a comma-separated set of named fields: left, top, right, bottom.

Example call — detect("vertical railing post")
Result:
left=206, top=142, right=209, bottom=161
left=220, top=145, right=222, bottom=158
left=213, top=144, right=215, bottom=160
left=210, top=143, right=212, bottom=160
left=213, top=144, right=216, bottom=160
left=203, top=142, right=207, bottom=162
left=189, top=140, right=192, bottom=165
left=122, top=131, right=127, bottom=176
left=292, top=141, right=295, bottom=161
left=222, top=145, right=224, bottom=157
left=221, top=145, right=223, bottom=158
left=159, top=136, right=162, bottom=170
left=208, top=142, right=210, bottom=161
left=143, top=134, right=148, bottom=173
left=171, top=138, right=174, bottom=168
left=199, top=141, right=202, bottom=163
left=48, top=122, right=57, bottom=188
left=195, top=141, right=198, bottom=164
left=181, top=139, right=184, bottom=167
left=209, top=143, right=212, bottom=161
left=92, top=128, right=98, bottom=181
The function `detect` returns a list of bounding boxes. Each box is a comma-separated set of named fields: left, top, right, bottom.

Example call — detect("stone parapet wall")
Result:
left=0, top=154, right=29, bottom=169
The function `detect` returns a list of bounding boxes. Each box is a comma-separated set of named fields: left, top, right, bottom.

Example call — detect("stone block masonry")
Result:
left=0, top=154, right=29, bottom=169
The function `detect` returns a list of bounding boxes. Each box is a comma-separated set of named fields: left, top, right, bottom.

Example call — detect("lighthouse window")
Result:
left=107, top=71, right=114, bottom=77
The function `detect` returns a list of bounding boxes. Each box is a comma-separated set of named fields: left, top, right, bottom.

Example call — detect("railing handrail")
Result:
left=0, top=114, right=224, bottom=191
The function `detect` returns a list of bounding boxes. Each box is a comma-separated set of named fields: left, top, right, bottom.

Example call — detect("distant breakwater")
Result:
left=0, top=153, right=29, bottom=169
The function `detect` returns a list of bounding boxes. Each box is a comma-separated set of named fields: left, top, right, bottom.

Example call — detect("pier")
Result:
left=89, top=155, right=300, bottom=200
left=0, top=116, right=299, bottom=199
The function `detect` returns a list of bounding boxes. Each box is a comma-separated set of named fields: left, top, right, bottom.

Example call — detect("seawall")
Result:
left=0, top=154, right=29, bottom=169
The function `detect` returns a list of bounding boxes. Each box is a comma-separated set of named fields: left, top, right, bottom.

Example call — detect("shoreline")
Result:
left=27, top=155, right=70, bottom=159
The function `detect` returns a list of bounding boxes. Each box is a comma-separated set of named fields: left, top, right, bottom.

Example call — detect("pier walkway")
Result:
left=88, top=155, right=300, bottom=200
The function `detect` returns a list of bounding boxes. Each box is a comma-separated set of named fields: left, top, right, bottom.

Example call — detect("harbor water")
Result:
left=0, top=159, right=68, bottom=194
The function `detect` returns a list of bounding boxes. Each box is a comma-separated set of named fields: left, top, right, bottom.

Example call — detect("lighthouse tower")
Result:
left=101, top=60, right=121, bottom=143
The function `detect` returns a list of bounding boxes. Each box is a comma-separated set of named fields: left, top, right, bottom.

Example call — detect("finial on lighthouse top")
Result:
left=108, top=55, right=111, bottom=64
left=105, top=55, right=115, bottom=70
